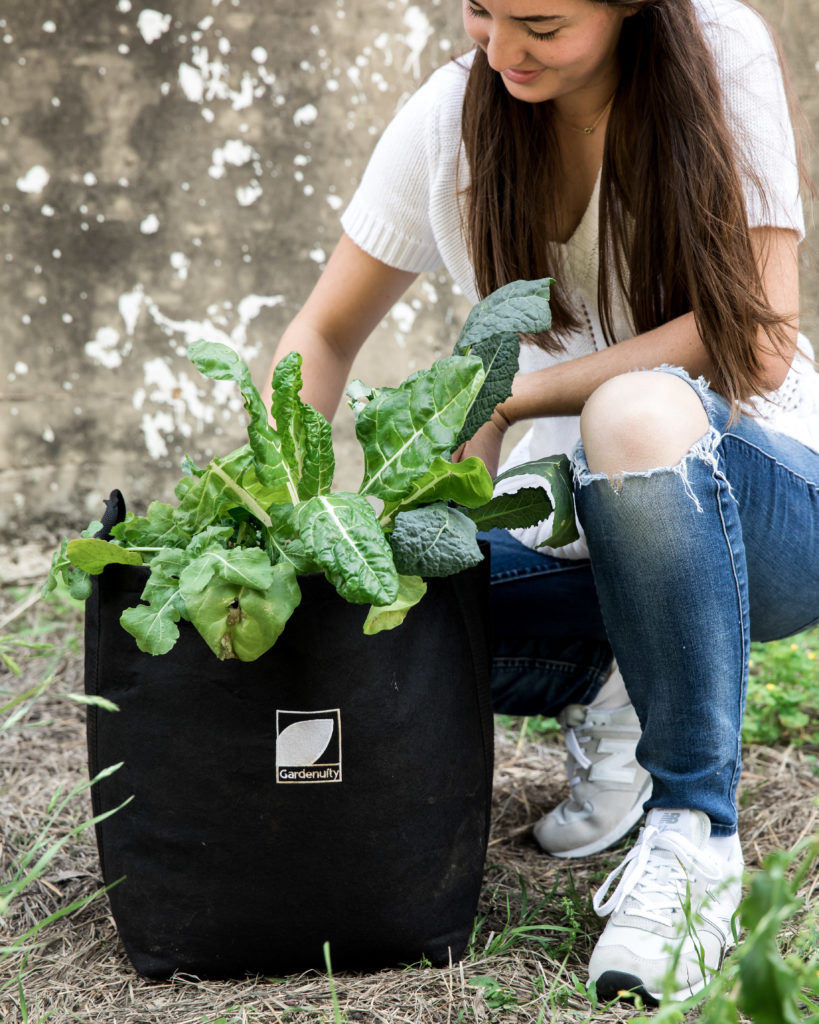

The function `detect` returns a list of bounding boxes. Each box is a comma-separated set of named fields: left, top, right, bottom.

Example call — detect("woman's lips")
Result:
left=502, top=67, right=544, bottom=84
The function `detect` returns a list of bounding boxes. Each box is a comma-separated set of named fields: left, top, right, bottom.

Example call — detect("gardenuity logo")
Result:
left=275, top=708, right=342, bottom=783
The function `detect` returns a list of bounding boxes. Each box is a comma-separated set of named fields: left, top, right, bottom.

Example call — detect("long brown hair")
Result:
left=460, top=0, right=805, bottom=404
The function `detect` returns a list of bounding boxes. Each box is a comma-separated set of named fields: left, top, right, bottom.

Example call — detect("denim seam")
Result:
left=721, top=432, right=819, bottom=491
left=711, top=445, right=749, bottom=836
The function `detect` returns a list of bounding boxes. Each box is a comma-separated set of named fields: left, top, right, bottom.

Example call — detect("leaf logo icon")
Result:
left=276, top=718, right=335, bottom=766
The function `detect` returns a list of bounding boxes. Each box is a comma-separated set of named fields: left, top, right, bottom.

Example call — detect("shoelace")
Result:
left=563, top=725, right=592, bottom=787
left=592, top=826, right=723, bottom=924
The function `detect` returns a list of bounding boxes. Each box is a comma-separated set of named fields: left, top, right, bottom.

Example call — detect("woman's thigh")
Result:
left=653, top=368, right=819, bottom=642
left=717, top=419, right=819, bottom=641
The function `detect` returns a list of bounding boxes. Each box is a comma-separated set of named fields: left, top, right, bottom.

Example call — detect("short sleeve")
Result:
left=699, top=0, right=805, bottom=238
left=340, top=73, right=446, bottom=274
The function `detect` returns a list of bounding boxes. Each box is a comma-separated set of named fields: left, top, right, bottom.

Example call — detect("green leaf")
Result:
left=120, top=592, right=184, bottom=656
left=363, top=575, right=427, bottom=635
left=296, top=493, right=399, bottom=605
left=389, top=502, right=483, bottom=578
left=454, top=278, right=553, bottom=353
left=493, top=455, right=579, bottom=548
left=381, top=456, right=493, bottom=525
left=462, top=487, right=554, bottom=532
left=183, top=562, right=301, bottom=661
left=111, top=502, right=191, bottom=550
left=65, top=538, right=144, bottom=574
left=453, top=279, right=552, bottom=444
left=353, top=354, right=485, bottom=502
left=263, top=506, right=321, bottom=574
left=179, top=546, right=276, bottom=598
left=188, top=341, right=300, bottom=502
left=173, top=448, right=276, bottom=534
left=271, top=352, right=335, bottom=498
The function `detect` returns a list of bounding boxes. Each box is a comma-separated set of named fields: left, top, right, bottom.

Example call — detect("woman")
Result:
left=267, top=0, right=819, bottom=1004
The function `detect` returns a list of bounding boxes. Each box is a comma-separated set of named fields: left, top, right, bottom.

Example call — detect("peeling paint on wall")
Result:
left=1, top=0, right=814, bottom=536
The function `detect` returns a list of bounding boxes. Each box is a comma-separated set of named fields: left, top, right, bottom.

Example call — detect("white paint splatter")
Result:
left=178, top=62, right=204, bottom=102
left=251, top=46, right=267, bottom=64
left=140, top=213, right=160, bottom=234
left=170, top=251, right=190, bottom=280
left=16, top=166, right=50, bottom=194
left=83, top=171, right=97, bottom=186
left=293, top=103, right=318, bottom=126
left=391, top=301, right=417, bottom=334
left=119, top=285, right=144, bottom=334
left=42, top=425, right=55, bottom=443
left=236, top=182, right=263, bottom=206
left=326, top=194, right=344, bottom=211
left=137, top=9, right=172, bottom=45
left=40, top=204, right=55, bottom=217
left=117, top=0, right=132, bottom=11
left=14, top=362, right=28, bottom=375
left=85, top=327, right=124, bottom=369
left=42, top=21, right=57, bottom=33
left=400, top=6, right=434, bottom=78
left=309, top=247, right=327, bottom=264
left=208, top=138, right=257, bottom=178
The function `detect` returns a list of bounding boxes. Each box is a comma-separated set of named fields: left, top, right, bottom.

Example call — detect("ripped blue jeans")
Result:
left=485, top=367, right=819, bottom=836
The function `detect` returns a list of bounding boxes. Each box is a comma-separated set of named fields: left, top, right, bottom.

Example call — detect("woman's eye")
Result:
left=465, top=2, right=488, bottom=16
left=526, top=26, right=559, bottom=40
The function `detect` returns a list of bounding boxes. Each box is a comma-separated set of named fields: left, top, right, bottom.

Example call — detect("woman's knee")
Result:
left=580, top=371, right=709, bottom=476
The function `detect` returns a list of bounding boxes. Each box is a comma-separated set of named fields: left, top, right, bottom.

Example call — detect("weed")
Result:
left=745, top=627, right=819, bottom=750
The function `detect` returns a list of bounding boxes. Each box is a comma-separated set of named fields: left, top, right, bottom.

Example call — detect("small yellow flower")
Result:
left=791, top=643, right=799, bottom=651
left=766, top=683, right=776, bottom=691
left=748, top=659, right=755, bottom=668
left=808, top=651, right=816, bottom=661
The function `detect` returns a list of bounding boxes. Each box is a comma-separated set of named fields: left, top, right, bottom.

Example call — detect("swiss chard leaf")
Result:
left=120, top=583, right=185, bottom=656
left=380, top=456, right=493, bottom=526
left=363, top=575, right=427, bottom=635
left=271, top=352, right=335, bottom=499
left=352, top=354, right=485, bottom=502
left=188, top=340, right=299, bottom=502
left=65, top=538, right=144, bottom=574
left=296, top=493, right=399, bottom=605
left=453, top=278, right=553, bottom=445
left=461, top=488, right=554, bottom=532
left=173, top=448, right=272, bottom=534
left=178, top=545, right=276, bottom=597
left=182, top=562, right=301, bottom=661
left=454, top=278, right=553, bottom=353
left=111, top=502, right=191, bottom=550
left=492, top=455, right=580, bottom=548
left=389, top=502, right=483, bottom=578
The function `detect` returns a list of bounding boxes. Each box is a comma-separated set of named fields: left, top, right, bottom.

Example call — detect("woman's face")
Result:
left=463, top=0, right=630, bottom=108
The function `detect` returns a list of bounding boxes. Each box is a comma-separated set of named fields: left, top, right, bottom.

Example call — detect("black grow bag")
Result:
left=85, top=492, right=494, bottom=979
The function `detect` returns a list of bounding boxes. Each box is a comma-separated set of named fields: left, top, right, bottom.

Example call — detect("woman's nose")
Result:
left=483, top=24, right=527, bottom=71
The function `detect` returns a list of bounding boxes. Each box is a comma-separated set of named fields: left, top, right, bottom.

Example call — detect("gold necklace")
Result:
left=559, top=93, right=616, bottom=136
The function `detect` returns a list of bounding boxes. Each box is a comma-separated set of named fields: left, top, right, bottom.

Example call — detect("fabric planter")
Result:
left=84, top=491, right=494, bottom=979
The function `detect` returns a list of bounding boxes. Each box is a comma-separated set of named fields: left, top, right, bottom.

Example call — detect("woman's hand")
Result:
left=452, top=406, right=511, bottom=479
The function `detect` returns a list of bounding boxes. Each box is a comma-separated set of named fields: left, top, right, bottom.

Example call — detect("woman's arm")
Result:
left=504, top=228, right=799, bottom=422
left=264, top=233, right=418, bottom=420
left=456, top=227, right=799, bottom=474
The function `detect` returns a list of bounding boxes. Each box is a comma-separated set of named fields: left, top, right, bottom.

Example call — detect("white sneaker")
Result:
left=533, top=671, right=651, bottom=858
left=588, top=809, right=743, bottom=1005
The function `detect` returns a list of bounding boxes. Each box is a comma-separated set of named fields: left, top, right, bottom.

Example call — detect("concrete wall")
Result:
left=1, top=0, right=817, bottom=539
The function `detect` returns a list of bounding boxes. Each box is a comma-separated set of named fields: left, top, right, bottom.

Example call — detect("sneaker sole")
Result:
left=538, top=777, right=652, bottom=859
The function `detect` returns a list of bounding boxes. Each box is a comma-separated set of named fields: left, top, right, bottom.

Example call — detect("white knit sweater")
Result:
left=341, top=0, right=818, bottom=556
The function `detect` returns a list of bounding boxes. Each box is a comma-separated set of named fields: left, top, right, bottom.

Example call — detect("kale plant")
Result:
left=45, top=279, right=578, bottom=661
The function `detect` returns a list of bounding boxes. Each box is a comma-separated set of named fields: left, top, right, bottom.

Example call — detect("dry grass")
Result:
left=1, top=569, right=817, bottom=1024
